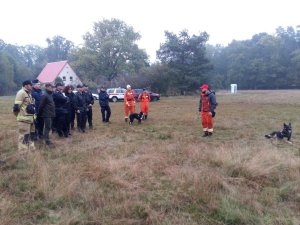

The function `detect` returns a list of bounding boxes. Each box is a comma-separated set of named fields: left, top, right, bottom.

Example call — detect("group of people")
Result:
left=10, top=78, right=215, bottom=154
left=13, top=80, right=95, bottom=149
left=12, top=80, right=152, bottom=151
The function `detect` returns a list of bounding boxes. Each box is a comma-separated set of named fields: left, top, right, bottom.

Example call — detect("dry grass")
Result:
left=0, top=90, right=300, bottom=225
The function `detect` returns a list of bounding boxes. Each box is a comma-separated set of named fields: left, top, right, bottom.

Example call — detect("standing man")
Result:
left=13, top=80, right=36, bottom=151
left=38, top=83, right=55, bottom=145
left=31, top=79, right=44, bottom=140
left=138, top=88, right=150, bottom=120
left=74, top=85, right=87, bottom=133
left=98, top=86, right=111, bottom=123
left=199, top=84, right=217, bottom=137
left=53, top=83, right=69, bottom=137
left=83, top=84, right=94, bottom=129
left=124, top=84, right=135, bottom=122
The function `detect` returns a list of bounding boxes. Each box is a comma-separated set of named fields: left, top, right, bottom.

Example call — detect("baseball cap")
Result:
left=200, top=84, right=209, bottom=89
left=32, top=79, right=40, bottom=85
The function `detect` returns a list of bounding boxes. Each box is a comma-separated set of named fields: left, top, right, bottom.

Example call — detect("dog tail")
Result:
left=265, top=134, right=272, bottom=139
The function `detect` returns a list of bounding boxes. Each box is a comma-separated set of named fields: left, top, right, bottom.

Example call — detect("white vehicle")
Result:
left=107, top=88, right=126, bottom=102
left=92, top=93, right=98, bottom=100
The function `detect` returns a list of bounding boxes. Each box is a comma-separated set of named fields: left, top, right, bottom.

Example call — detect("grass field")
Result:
left=0, top=90, right=300, bottom=225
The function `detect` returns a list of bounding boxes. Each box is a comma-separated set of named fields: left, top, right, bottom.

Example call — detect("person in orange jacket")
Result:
left=138, top=88, right=150, bottom=120
left=124, top=84, right=136, bottom=122
left=199, top=84, right=217, bottom=137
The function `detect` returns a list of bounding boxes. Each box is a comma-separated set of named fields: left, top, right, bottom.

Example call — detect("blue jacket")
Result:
left=99, top=90, right=109, bottom=107
left=199, top=91, right=217, bottom=112
left=31, top=87, right=43, bottom=113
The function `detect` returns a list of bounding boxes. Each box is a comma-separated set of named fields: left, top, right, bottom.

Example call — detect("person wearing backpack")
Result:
left=198, top=84, right=217, bottom=137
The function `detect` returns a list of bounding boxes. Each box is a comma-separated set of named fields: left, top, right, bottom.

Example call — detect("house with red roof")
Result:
left=37, top=60, right=82, bottom=86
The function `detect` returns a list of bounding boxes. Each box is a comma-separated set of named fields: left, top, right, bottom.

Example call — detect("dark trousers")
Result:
left=70, top=108, right=75, bottom=129
left=43, top=117, right=52, bottom=142
left=87, top=107, right=93, bottom=127
left=55, top=113, right=68, bottom=136
left=35, top=115, right=44, bottom=138
left=101, top=106, right=111, bottom=122
left=77, top=111, right=87, bottom=131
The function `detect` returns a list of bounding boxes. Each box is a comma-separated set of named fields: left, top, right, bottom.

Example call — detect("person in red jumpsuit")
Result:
left=199, top=84, right=217, bottom=137
left=138, top=88, right=150, bottom=120
left=124, top=84, right=136, bottom=122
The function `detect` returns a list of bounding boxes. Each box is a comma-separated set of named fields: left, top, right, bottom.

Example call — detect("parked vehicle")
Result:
left=133, top=89, right=160, bottom=101
left=92, top=93, right=98, bottom=100
left=107, top=88, right=126, bottom=102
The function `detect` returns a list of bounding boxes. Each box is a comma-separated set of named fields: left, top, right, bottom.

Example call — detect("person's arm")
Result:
left=198, top=96, right=202, bottom=112
left=210, top=94, right=217, bottom=112
left=138, top=94, right=142, bottom=102
left=38, top=95, right=46, bottom=116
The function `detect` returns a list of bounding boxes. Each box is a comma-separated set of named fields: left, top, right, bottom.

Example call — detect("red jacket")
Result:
left=138, top=92, right=150, bottom=103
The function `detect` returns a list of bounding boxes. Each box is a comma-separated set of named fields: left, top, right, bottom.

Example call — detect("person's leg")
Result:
left=77, top=112, right=83, bottom=131
left=70, top=108, right=75, bottom=129
left=106, top=106, right=111, bottom=122
left=43, top=117, right=53, bottom=145
left=37, top=116, right=44, bottom=138
left=82, top=111, right=87, bottom=131
left=18, top=122, right=30, bottom=151
left=207, top=114, right=213, bottom=136
left=101, top=107, right=106, bottom=122
left=201, top=112, right=209, bottom=137
left=124, top=105, right=129, bottom=121
left=87, top=108, right=93, bottom=127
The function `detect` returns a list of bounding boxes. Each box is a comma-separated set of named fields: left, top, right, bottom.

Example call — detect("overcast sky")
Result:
left=1, top=0, right=299, bottom=62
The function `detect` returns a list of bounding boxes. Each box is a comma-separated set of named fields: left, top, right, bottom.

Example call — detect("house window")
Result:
left=70, top=76, right=73, bottom=82
left=62, top=76, right=66, bottom=81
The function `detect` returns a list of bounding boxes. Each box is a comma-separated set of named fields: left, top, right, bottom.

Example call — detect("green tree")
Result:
left=157, top=30, right=212, bottom=93
left=46, top=36, right=74, bottom=62
left=71, top=18, right=149, bottom=85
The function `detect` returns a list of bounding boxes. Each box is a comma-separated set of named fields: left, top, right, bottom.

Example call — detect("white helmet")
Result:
left=126, top=84, right=131, bottom=89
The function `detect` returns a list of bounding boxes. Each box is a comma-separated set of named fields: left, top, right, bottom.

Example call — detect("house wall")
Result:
left=58, top=63, right=82, bottom=86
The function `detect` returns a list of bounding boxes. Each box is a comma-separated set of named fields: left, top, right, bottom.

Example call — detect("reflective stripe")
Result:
left=203, top=128, right=208, bottom=131
left=208, top=128, right=213, bottom=132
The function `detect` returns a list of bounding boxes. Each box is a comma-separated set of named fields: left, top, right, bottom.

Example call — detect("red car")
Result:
left=133, top=89, right=160, bottom=101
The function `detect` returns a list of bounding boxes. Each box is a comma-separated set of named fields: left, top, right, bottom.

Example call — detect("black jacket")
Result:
left=99, top=90, right=109, bottom=107
left=85, top=91, right=94, bottom=107
left=74, top=91, right=87, bottom=112
left=38, top=91, right=56, bottom=118
left=53, top=90, right=68, bottom=114
left=31, top=87, right=43, bottom=113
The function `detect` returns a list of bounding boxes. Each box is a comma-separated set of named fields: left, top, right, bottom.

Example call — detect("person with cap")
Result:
left=83, top=84, right=94, bottom=129
left=124, top=84, right=136, bottom=122
left=53, top=83, right=69, bottom=137
left=98, top=86, right=111, bottom=123
left=64, top=85, right=76, bottom=133
left=31, top=79, right=44, bottom=140
left=199, top=84, right=217, bottom=137
left=74, top=84, right=87, bottom=133
left=38, top=83, right=56, bottom=145
left=138, top=88, right=151, bottom=120
left=13, top=80, right=36, bottom=151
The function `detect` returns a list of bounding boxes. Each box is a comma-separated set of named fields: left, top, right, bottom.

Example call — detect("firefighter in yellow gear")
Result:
left=13, top=80, right=36, bottom=151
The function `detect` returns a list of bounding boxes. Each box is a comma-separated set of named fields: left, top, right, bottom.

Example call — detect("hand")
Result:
left=208, top=112, right=212, bottom=116
left=77, top=110, right=80, bottom=113
left=89, top=104, right=92, bottom=107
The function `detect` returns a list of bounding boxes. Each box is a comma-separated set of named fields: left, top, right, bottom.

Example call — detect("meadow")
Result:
left=0, top=90, right=299, bottom=225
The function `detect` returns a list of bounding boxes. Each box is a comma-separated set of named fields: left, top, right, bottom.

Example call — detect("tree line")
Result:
left=0, top=18, right=300, bottom=96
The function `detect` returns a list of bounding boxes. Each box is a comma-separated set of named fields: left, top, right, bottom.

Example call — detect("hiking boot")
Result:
left=202, top=131, right=209, bottom=137
left=45, top=140, right=53, bottom=146
left=125, top=118, right=128, bottom=122
left=208, top=132, right=213, bottom=136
